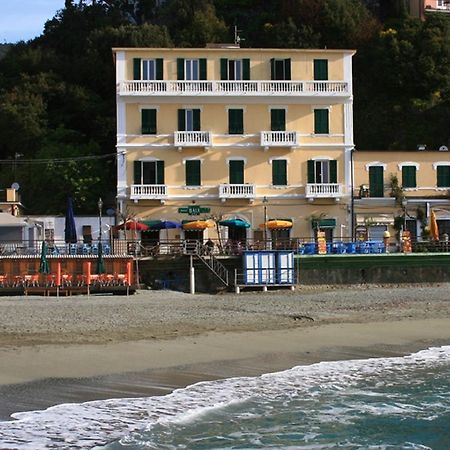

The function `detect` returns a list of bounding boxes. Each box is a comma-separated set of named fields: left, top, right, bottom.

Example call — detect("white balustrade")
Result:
left=261, top=131, right=298, bottom=147
left=118, top=80, right=349, bottom=96
left=219, top=184, right=256, bottom=199
left=130, top=184, right=167, bottom=200
left=305, top=183, right=342, bottom=198
left=174, top=131, right=212, bottom=147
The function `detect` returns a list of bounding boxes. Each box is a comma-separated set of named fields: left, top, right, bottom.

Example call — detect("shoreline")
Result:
left=1, top=318, right=449, bottom=421
left=0, top=285, right=449, bottom=421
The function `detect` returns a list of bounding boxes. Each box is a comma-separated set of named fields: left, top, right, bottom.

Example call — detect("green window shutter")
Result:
left=229, top=160, right=244, bottom=184
left=272, top=160, right=287, bottom=186
left=314, top=109, right=329, bottom=134
left=156, top=160, right=165, bottom=184
left=329, top=160, right=337, bottom=183
left=178, top=109, right=186, bottom=131
left=133, top=58, right=141, bottom=80
left=199, top=58, right=207, bottom=80
left=193, top=109, right=201, bottom=131
left=141, top=109, right=156, bottom=135
left=402, top=166, right=416, bottom=188
left=314, top=59, right=328, bottom=80
left=271, top=109, right=286, bottom=132
left=177, top=58, right=185, bottom=80
left=369, top=166, right=384, bottom=197
left=243, top=58, right=250, bottom=80
left=156, top=58, right=163, bottom=80
left=133, top=161, right=142, bottom=184
left=307, top=160, right=315, bottom=183
left=437, top=166, right=450, bottom=187
left=220, top=58, right=228, bottom=80
left=186, top=160, right=201, bottom=186
left=228, top=109, right=243, bottom=134
left=284, top=58, right=291, bottom=80
left=270, top=58, right=275, bottom=80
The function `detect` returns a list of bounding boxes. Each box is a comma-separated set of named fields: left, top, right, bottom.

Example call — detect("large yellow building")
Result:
left=113, top=46, right=356, bottom=243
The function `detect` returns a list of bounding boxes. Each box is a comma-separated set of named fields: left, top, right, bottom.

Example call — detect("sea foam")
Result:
left=0, top=346, right=448, bottom=449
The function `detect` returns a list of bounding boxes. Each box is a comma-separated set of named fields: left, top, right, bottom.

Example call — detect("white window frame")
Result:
left=313, top=159, right=331, bottom=184
left=185, top=59, right=199, bottom=80
left=142, top=59, right=157, bottom=80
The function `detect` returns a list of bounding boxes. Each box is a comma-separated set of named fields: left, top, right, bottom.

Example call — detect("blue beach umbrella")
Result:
left=64, top=196, right=77, bottom=244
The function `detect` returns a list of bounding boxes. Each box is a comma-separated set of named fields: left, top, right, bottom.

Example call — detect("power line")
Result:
left=0, top=152, right=124, bottom=165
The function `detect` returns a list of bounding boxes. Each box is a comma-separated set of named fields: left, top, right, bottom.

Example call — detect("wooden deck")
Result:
left=0, top=285, right=136, bottom=297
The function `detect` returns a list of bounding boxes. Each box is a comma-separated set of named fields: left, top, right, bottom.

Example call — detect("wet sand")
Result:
left=0, top=285, right=449, bottom=420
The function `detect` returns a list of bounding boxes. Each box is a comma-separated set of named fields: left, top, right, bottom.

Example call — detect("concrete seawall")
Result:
left=138, top=253, right=450, bottom=292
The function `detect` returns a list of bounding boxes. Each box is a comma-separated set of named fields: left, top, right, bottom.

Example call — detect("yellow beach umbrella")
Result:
left=182, top=219, right=216, bottom=230
left=260, top=220, right=293, bottom=230
left=430, top=210, right=439, bottom=240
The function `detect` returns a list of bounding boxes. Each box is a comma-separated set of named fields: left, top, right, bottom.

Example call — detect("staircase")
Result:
left=183, top=241, right=230, bottom=287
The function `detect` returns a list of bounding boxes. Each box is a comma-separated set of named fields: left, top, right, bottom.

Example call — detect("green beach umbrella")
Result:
left=39, top=241, right=50, bottom=274
left=96, top=241, right=105, bottom=274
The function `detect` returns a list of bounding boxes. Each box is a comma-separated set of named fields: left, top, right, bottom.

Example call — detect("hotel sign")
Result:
left=178, top=206, right=210, bottom=215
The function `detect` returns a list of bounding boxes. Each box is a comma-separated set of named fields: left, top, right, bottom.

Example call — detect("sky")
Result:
left=0, top=0, right=66, bottom=43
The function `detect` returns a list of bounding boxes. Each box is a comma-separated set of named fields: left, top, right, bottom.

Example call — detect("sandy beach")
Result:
left=0, top=284, right=450, bottom=420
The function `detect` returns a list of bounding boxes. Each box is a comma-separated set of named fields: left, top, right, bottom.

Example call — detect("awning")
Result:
left=262, top=220, right=293, bottom=230
left=219, top=218, right=251, bottom=228
left=311, top=218, right=336, bottom=229
left=182, top=219, right=215, bottom=230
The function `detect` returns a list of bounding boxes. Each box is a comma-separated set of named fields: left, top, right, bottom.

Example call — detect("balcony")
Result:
left=174, top=131, right=212, bottom=149
left=118, top=80, right=350, bottom=99
left=130, top=184, right=168, bottom=200
left=219, top=184, right=256, bottom=200
left=261, top=131, right=298, bottom=149
left=305, top=183, right=342, bottom=199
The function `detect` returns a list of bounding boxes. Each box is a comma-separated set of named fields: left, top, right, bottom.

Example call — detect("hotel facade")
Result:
left=113, top=46, right=356, bottom=243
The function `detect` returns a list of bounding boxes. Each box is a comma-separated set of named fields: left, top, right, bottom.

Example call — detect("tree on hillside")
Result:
left=354, top=14, right=450, bottom=149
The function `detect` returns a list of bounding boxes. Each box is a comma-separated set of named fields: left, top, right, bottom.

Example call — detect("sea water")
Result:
left=0, top=347, right=449, bottom=449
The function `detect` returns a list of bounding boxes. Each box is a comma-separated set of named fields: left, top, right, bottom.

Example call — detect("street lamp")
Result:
left=98, top=197, right=103, bottom=244
left=401, top=197, right=407, bottom=231
left=263, top=196, right=268, bottom=249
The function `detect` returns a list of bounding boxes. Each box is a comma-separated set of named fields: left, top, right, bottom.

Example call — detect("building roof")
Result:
left=0, top=213, right=27, bottom=227
left=112, top=47, right=356, bottom=55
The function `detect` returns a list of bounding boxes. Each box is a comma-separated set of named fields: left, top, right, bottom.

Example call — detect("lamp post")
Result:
left=98, top=197, right=103, bottom=244
left=263, top=196, right=268, bottom=249
left=401, top=197, right=407, bottom=231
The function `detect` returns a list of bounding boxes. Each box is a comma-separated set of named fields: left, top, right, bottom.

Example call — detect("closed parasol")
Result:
left=39, top=241, right=50, bottom=274
left=64, top=196, right=77, bottom=244
left=430, top=210, right=439, bottom=240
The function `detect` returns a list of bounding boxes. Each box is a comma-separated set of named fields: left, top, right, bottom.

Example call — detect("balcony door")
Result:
left=220, top=58, right=250, bottom=80
left=369, top=166, right=384, bottom=197
left=229, top=160, right=244, bottom=184
left=178, top=109, right=201, bottom=131
left=307, top=159, right=337, bottom=184
left=134, top=160, right=164, bottom=185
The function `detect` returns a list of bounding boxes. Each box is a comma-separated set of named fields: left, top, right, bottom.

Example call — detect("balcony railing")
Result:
left=261, top=131, right=298, bottom=148
left=174, top=131, right=212, bottom=147
left=130, top=184, right=168, bottom=200
left=118, top=80, right=349, bottom=97
left=305, top=183, right=342, bottom=198
left=219, top=184, right=256, bottom=199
